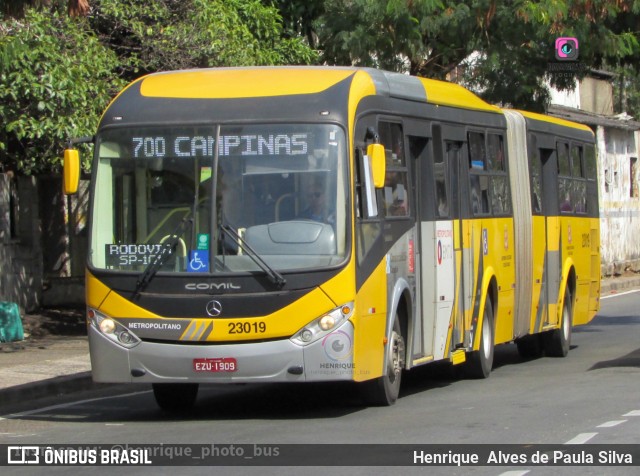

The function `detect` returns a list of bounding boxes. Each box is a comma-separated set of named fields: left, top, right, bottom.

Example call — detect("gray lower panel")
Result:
left=88, top=321, right=355, bottom=384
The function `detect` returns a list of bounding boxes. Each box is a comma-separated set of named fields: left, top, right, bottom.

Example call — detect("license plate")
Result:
left=193, top=358, right=238, bottom=373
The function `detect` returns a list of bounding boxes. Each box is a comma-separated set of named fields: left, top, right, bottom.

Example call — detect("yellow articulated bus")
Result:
left=63, top=67, right=600, bottom=411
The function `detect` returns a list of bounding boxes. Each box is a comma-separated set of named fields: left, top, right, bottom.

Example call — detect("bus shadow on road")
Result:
left=398, top=361, right=459, bottom=399
left=588, top=347, right=640, bottom=371
left=191, top=381, right=367, bottom=420
left=193, top=366, right=464, bottom=419
left=398, top=341, right=569, bottom=400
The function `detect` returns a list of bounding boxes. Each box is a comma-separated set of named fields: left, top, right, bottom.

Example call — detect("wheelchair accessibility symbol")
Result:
left=188, top=250, right=209, bottom=272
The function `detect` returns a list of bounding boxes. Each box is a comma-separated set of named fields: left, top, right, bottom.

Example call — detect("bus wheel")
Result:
left=466, top=298, right=494, bottom=379
left=362, top=314, right=406, bottom=406
left=516, top=334, right=543, bottom=359
left=153, top=383, right=199, bottom=412
left=544, top=290, right=572, bottom=357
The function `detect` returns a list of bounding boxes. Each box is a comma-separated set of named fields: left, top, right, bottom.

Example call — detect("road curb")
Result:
left=601, top=277, right=640, bottom=295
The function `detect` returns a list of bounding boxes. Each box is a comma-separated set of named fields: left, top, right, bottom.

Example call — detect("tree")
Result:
left=0, top=7, right=124, bottom=174
left=0, top=0, right=317, bottom=175
left=268, top=0, right=326, bottom=49
left=89, top=0, right=318, bottom=82
left=313, top=0, right=640, bottom=111
left=313, top=0, right=512, bottom=76
left=463, top=0, right=640, bottom=111
left=614, top=63, right=640, bottom=118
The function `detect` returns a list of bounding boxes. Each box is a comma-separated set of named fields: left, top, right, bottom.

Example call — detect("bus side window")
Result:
left=584, top=144, right=597, bottom=180
left=529, top=149, right=543, bottom=214
left=379, top=121, right=410, bottom=217
left=557, top=142, right=572, bottom=213
left=433, top=142, right=456, bottom=218
left=584, top=144, right=598, bottom=215
left=470, top=175, right=490, bottom=215
left=487, top=134, right=510, bottom=215
left=527, top=134, right=542, bottom=214
left=487, top=134, right=504, bottom=171
left=468, top=132, right=486, bottom=170
left=468, top=131, right=490, bottom=215
left=558, top=142, right=571, bottom=176
left=571, top=144, right=587, bottom=214
left=354, top=146, right=382, bottom=265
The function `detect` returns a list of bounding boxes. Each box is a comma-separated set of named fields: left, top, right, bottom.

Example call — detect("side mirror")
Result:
left=366, top=143, right=386, bottom=188
left=63, top=149, right=80, bottom=195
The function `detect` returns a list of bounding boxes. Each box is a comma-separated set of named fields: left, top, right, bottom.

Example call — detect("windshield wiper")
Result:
left=221, top=225, right=286, bottom=289
left=134, top=216, right=193, bottom=296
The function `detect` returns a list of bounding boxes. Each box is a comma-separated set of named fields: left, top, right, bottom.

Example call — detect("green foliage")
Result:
left=3, top=1, right=640, bottom=175
left=317, top=0, right=445, bottom=73
left=315, top=0, right=640, bottom=111
left=1, top=1, right=317, bottom=175
left=0, top=8, right=125, bottom=174
left=319, top=1, right=518, bottom=77
left=90, top=0, right=318, bottom=81
left=268, top=0, right=325, bottom=47
left=458, top=2, right=559, bottom=112
left=613, top=63, right=640, bottom=118
left=469, top=0, right=640, bottom=111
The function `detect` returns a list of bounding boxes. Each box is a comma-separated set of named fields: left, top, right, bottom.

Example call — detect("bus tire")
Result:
left=544, top=289, right=572, bottom=357
left=362, top=313, right=405, bottom=406
left=515, top=334, right=543, bottom=359
left=466, top=298, right=494, bottom=379
left=152, top=383, right=199, bottom=412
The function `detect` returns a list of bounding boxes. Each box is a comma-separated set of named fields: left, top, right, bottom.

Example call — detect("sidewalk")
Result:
left=1, top=276, right=639, bottom=410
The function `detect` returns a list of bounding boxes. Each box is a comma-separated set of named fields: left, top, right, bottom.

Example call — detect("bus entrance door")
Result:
left=420, top=136, right=463, bottom=361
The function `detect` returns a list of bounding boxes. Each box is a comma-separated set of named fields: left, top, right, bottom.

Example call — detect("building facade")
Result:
left=549, top=70, right=640, bottom=276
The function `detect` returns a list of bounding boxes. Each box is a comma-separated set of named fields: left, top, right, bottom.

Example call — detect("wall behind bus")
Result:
left=0, top=173, right=87, bottom=312
left=0, top=173, right=43, bottom=312
left=547, top=70, right=640, bottom=278
left=40, top=176, right=88, bottom=307
left=598, top=127, right=640, bottom=276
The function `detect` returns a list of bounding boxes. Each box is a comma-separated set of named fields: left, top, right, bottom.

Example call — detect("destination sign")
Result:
left=105, top=243, right=171, bottom=267
left=131, top=133, right=308, bottom=159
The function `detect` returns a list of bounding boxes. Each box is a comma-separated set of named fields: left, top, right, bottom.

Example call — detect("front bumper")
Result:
left=88, top=320, right=356, bottom=384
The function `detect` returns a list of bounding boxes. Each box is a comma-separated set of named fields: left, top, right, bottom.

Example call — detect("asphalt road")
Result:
left=2, top=289, right=639, bottom=476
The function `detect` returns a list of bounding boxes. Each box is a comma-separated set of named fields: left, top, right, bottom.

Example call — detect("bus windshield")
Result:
left=90, top=124, right=349, bottom=275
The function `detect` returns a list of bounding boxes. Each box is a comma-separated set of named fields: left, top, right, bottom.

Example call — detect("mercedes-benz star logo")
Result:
left=206, top=300, right=222, bottom=317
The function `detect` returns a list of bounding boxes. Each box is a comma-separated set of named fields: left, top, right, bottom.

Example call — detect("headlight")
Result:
left=99, top=318, right=116, bottom=334
left=290, top=302, right=354, bottom=346
left=88, top=308, right=141, bottom=349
